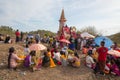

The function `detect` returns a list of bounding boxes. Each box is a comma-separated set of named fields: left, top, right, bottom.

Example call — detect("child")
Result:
left=85, top=50, right=95, bottom=69
left=60, top=51, right=67, bottom=66
left=62, top=44, right=68, bottom=57
left=82, top=46, right=89, bottom=55
left=24, top=44, right=30, bottom=55
left=8, top=47, right=22, bottom=70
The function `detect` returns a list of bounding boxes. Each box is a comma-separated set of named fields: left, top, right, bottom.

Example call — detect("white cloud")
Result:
left=0, top=0, right=120, bottom=35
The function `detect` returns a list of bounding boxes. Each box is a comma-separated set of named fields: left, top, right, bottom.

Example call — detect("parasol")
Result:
left=108, top=50, right=120, bottom=57
left=59, top=39, right=70, bottom=44
left=29, top=43, right=47, bottom=51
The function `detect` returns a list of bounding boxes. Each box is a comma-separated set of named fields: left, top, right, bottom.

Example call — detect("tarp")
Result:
left=80, top=32, right=95, bottom=38
left=94, top=36, right=113, bottom=49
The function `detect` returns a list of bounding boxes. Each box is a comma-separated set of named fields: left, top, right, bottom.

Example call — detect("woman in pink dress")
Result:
left=8, top=47, right=22, bottom=69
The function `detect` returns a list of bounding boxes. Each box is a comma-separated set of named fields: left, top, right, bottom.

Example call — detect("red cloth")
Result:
left=59, top=34, right=65, bottom=40
left=97, top=47, right=108, bottom=61
left=51, top=48, right=55, bottom=58
left=63, top=27, right=70, bottom=34
left=15, top=31, right=20, bottom=37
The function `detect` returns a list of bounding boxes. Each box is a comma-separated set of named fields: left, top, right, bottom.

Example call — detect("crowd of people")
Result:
left=3, top=29, right=120, bottom=76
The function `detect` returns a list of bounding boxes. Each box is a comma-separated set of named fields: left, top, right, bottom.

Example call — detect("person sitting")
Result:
left=53, top=49, right=61, bottom=64
left=62, top=44, right=68, bottom=57
left=4, top=35, right=11, bottom=43
left=42, top=52, right=50, bottom=67
left=8, top=47, right=23, bottom=70
left=60, top=51, right=67, bottom=66
left=85, top=50, right=95, bottom=69
left=71, top=51, right=80, bottom=68
left=47, top=48, right=56, bottom=68
left=67, top=50, right=74, bottom=65
left=110, top=59, right=120, bottom=76
left=24, top=50, right=42, bottom=71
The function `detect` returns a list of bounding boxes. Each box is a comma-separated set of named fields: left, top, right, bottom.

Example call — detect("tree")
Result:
left=80, top=26, right=102, bottom=36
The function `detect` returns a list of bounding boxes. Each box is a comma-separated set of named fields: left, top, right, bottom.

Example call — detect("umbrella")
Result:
left=29, top=43, right=47, bottom=51
left=59, top=39, right=71, bottom=44
left=108, top=50, right=120, bottom=57
left=94, top=36, right=113, bottom=49
left=80, top=32, right=95, bottom=38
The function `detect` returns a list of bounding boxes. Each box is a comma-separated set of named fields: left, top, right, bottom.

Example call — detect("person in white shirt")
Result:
left=24, top=44, right=30, bottom=56
left=85, top=50, right=95, bottom=69
left=53, top=49, right=61, bottom=62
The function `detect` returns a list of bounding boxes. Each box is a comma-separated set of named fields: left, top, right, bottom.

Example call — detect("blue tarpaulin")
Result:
left=94, top=36, right=113, bottom=49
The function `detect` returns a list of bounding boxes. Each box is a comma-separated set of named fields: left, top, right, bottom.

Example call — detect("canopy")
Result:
left=94, top=36, right=113, bottom=49
left=80, top=32, right=95, bottom=38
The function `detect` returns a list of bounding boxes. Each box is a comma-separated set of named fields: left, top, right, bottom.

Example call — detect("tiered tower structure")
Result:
left=58, top=9, right=66, bottom=35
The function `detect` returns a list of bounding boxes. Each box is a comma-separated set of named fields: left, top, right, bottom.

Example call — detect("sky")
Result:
left=0, top=0, right=120, bottom=36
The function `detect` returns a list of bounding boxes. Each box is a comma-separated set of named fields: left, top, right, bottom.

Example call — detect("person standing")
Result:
left=35, top=32, right=40, bottom=43
left=15, top=29, right=20, bottom=43
left=20, top=31, right=24, bottom=41
left=97, top=41, right=108, bottom=75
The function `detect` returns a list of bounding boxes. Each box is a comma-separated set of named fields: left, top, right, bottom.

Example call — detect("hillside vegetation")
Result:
left=0, top=26, right=56, bottom=37
left=109, top=32, right=120, bottom=46
left=0, top=26, right=15, bottom=36
left=0, top=26, right=119, bottom=44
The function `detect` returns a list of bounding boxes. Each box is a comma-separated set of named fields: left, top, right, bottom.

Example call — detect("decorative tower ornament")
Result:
left=58, top=9, right=67, bottom=35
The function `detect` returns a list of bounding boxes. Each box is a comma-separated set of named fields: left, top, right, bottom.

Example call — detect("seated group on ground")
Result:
left=84, top=41, right=120, bottom=76
left=7, top=35, right=120, bottom=76
left=7, top=39, right=80, bottom=72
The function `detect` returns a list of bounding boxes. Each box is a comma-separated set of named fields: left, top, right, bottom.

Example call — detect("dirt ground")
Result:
left=0, top=43, right=120, bottom=80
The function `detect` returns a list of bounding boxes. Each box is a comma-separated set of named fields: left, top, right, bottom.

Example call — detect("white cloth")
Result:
left=53, top=52, right=61, bottom=61
left=86, top=55, right=95, bottom=68
left=68, top=55, right=74, bottom=60
left=29, top=56, right=34, bottom=65
left=24, top=48, right=30, bottom=55
left=105, top=64, right=110, bottom=71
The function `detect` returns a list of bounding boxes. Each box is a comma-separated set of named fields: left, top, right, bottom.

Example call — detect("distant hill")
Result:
left=0, top=26, right=56, bottom=37
left=29, top=30, right=56, bottom=37
left=109, top=32, right=120, bottom=45
left=0, top=26, right=15, bottom=36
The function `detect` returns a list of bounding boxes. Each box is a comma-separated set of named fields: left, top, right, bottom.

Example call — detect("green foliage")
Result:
left=27, top=30, right=56, bottom=37
left=0, top=26, right=56, bottom=38
left=109, top=32, right=120, bottom=45
left=0, top=26, right=15, bottom=36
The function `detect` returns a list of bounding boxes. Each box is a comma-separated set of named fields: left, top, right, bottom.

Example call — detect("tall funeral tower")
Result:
left=58, top=9, right=67, bottom=35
